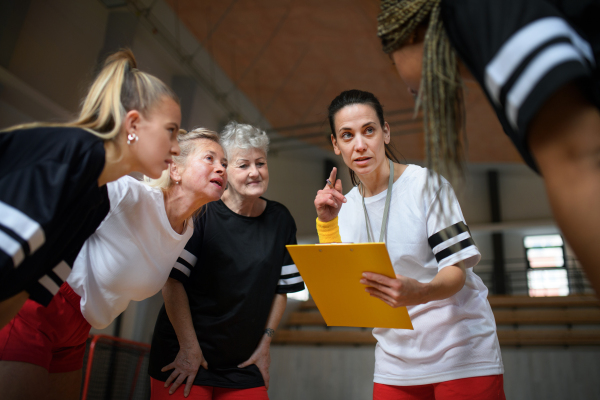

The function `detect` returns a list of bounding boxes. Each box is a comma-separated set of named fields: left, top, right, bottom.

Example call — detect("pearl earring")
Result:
left=127, top=133, right=139, bottom=145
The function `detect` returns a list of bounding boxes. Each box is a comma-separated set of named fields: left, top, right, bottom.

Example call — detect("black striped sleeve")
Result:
left=169, top=248, right=197, bottom=284
left=26, top=260, right=72, bottom=306
left=276, top=263, right=305, bottom=294
left=0, top=200, right=45, bottom=270
left=428, top=222, right=476, bottom=265
left=484, top=16, right=595, bottom=134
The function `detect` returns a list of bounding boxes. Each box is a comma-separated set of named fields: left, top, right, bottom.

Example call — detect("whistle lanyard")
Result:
left=361, top=159, right=394, bottom=243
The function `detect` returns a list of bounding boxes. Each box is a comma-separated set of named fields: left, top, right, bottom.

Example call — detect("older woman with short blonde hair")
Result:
left=149, top=121, right=305, bottom=400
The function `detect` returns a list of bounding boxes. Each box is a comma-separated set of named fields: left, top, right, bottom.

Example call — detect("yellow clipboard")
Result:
left=286, top=243, right=413, bottom=329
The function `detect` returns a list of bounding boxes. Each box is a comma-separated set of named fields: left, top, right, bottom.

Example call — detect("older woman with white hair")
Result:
left=149, top=121, right=305, bottom=400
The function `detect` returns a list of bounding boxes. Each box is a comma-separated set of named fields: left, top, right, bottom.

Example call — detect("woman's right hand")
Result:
left=314, top=167, right=346, bottom=222
left=161, top=343, right=208, bottom=397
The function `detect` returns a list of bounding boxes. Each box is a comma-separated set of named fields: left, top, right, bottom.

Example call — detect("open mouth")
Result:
left=354, top=157, right=371, bottom=164
left=210, top=178, right=223, bottom=188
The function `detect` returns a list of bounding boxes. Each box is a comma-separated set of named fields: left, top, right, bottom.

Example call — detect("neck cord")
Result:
left=361, top=159, right=394, bottom=243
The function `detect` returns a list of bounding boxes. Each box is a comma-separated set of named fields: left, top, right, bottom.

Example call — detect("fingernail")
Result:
left=362, top=273, right=367, bottom=277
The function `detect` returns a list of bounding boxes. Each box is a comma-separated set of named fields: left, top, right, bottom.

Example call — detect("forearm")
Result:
left=162, top=278, right=198, bottom=349
left=529, top=83, right=600, bottom=295
left=316, top=216, right=342, bottom=243
left=422, top=265, right=466, bottom=303
left=262, top=293, right=287, bottom=342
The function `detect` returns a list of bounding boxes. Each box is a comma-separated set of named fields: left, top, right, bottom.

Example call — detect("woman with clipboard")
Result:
left=314, top=90, right=504, bottom=400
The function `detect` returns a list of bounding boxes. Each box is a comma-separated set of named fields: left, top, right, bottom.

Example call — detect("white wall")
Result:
left=268, top=345, right=600, bottom=400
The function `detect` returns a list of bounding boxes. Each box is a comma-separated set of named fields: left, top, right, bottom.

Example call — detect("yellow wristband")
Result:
left=316, top=217, right=342, bottom=243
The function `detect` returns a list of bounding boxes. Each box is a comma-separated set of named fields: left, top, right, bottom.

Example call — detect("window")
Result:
left=524, top=234, right=568, bottom=297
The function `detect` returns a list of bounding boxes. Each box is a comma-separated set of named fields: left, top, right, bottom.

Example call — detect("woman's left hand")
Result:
left=238, top=338, right=271, bottom=389
left=360, top=272, right=428, bottom=307
left=161, top=344, right=207, bottom=397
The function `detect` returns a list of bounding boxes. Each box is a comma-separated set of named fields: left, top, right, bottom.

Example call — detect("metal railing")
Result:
left=473, top=256, right=593, bottom=295
left=81, top=335, right=151, bottom=400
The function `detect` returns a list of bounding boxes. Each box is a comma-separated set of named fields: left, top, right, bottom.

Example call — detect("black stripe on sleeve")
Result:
left=0, top=224, right=30, bottom=257
left=46, top=270, right=64, bottom=287
left=169, top=268, right=189, bottom=284
left=280, top=272, right=301, bottom=280
left=276, top=281, right=305, bottom=294
left=428, top=222, right=469, bottom=249
left=176, top=257, right=193, bottom=272
left=434, top=237, right=475, bottom=263
left=498, top=36, right=573, bottom=109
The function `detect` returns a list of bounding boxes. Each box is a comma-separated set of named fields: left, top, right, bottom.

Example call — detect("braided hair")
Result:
left=378, top=0, right=465, bottom=188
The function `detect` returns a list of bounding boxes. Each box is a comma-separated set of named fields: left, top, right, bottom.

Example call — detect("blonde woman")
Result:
left=0, top=49, right=181, bottom=327
left=0, top=129, right=227, bottom=400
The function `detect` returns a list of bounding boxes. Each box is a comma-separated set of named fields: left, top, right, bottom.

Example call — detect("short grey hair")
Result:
left=220, top=121, right=269, bottom=158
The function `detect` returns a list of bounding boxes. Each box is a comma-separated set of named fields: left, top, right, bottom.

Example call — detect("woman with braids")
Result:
left=377, top=0, right=600, bottom=294
left=315, top=90, right=505, bottom=399
left=0, top=128, right=227, bottom=400
left=0, top=49, right=181, bottom=328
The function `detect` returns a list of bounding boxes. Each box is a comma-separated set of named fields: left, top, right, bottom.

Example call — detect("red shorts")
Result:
left=150, top=377, right=269, bottom=400
left=0, top=282, right=90, bottom=373
left=373, top=375, right=506, bottom=400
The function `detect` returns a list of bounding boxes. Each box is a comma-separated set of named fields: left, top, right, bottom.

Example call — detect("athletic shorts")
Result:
left=373, top=374, right=505, bottom=400
left=150, top=378, right=269, bottom=400
left=0, top=282, right=90, bottom=373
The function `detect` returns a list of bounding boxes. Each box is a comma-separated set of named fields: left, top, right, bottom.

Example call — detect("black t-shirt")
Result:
left=148, top=199, right=304, bottom=389
left=441, top=0, right=600, bottom=171
left=0, top=126, right=110, bottom=305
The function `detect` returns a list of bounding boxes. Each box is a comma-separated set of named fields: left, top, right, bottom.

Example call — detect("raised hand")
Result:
left=314, top=167, right=346, bottom=222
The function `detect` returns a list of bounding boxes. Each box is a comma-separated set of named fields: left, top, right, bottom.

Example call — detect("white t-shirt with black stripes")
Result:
left=67, top=176, right=193, bottom=329
left=337, top=165, right=503, bottom=386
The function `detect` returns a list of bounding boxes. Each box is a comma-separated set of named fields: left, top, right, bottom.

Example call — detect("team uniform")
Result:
left=0, top=176, right=193, bottom=372
left=325, top=165, right=503, bottom=395
left=441, top=0, right=600, bottom=171
left=0, top=126, right=109, bottom=305
left=148, top=199, right=304, bottom=395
